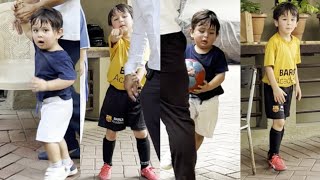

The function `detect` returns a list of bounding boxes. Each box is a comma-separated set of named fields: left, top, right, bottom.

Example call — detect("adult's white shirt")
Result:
left=125, top=0, right=160, bottom=73
left=160, top=0, right=182, bottom=35
left=54, top=0, right=80, bottom=41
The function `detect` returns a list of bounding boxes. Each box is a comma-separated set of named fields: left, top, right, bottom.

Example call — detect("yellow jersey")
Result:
left=262, top=33, right=301, bottom=87
left=107, top=35, right=150, bottom=90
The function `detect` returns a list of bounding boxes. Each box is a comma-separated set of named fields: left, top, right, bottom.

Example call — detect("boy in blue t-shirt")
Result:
left=161, top=9, right=228, bottom=170
left=18, top=6, right=77, bottom=179
left=186, top=9, right=228, bottom=151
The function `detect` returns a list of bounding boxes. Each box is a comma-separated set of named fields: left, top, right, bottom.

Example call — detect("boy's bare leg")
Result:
left=133, top=130, right=148, bottom=139
left=195, top=132, right=204, bottom=151
left=44, top=143, right=62, bottom=163
left=272, top=119, right=285, bottom=131
left=106, top=129, right=117, bottom=141
left=59, top=139, right=70, bottom=160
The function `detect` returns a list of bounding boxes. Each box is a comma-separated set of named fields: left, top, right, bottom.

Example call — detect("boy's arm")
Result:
left=265, top=66, right=287, bottom=104
left=110, top=28, right=123, bottom=47
left=31, top=77, right=74, bottom=92
left=192, top=73, right=225, bottom=94
left=20, top=22, right=32, bottom=40
left=295, top=65, right=302, bottom=101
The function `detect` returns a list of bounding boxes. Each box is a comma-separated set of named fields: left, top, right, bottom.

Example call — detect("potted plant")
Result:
left=241, top=0, right=267, bottom=42
left=277, top=0, right=319, bottom=40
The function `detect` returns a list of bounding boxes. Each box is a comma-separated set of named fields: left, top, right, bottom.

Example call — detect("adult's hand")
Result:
left=14, top=2, right=38, bottom=23
left=124, top=74, right=139, bottom=102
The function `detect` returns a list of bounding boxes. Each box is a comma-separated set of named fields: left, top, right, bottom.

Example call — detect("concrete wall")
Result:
left=81, top=0, right=127, bottom=45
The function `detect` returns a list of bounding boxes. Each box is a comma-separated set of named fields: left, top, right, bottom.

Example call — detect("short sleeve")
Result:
left=214, top=49, right=228, bottom=74
left=264, top=41, right=276, bottom=67
left=50, top=52, right=76, bottom=80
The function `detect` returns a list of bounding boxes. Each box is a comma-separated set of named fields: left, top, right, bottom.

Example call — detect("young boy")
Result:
left=186, top=9, right=228, bottom=151
left=161, top=9, right=229, bottom=170
left=262, top=2, right=301, bottom=171
left=97, top=4, right=158, bottom=180
left=16, top=5, right=78, bottom=180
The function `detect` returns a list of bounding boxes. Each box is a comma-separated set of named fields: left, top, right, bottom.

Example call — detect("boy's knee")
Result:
left=133, top=130, right=148, bottom=139
left=272, top=119, right=285, bottom=130
left=105, top=130, right=117, bottom=141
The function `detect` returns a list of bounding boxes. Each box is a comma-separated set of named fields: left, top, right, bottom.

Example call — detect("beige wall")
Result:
left=250, top=0, right=320, bottom=41
left=81, top=0, right=128, bottom=45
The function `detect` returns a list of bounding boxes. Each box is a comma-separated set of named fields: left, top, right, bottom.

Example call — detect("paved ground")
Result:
left=160, top=65, right=241, bottom=180
left=0, top=108, right=80, bottom=180
left=241, top=136, right=320, bottom=180
left=79, top=122, right=159, bottom=179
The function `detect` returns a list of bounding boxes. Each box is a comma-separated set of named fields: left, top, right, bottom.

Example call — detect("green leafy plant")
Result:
left=277, top=0, right=319, bottom=14
left=241, top=0, right=262, bottom=14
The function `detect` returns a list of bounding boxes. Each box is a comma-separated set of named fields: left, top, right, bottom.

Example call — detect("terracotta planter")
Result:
left=251, top=13, right=267, bottom=42
left=292, top=14, right=309, bottom=40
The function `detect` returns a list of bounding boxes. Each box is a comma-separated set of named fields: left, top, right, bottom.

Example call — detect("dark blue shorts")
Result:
left=264, top=84, right=293, bottom=119
left=98, top=85, right=146, bottom=131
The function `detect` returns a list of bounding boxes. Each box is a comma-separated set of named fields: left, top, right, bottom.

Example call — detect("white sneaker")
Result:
left=65, top=161, right=78, bottom=176
left=44, top=166, right=69, bottom=180
left=160, top=151, right=172, bottom=170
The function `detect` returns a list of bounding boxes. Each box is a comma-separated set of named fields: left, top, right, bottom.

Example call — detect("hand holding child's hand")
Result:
left=192, top=80, right=209, bottom=94
left=31, top=77, right=48, bottom=92
left=110, top=28, right=123, bottom=43
left=124, top=73, right=140, bottom=102
left=273, top=87, right=287, bottom=104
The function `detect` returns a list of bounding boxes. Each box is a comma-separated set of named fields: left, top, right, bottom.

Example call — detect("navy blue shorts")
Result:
left=264, top=84, right=293, bottom=119
left=98, top=85, right=146, bottom=131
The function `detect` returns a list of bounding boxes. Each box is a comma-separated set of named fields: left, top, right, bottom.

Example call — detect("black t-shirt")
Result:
left=34, top=44, right=76, bottom=102
left=185, top=44, right=228, bottom=101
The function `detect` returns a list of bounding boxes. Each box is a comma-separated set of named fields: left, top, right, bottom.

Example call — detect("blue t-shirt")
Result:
left=34, top=44, right=76, bottom=102
left=185, top=44, right=228, bottom=101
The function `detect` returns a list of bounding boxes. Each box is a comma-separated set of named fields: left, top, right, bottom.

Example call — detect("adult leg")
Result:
left=140, top=71, right=160, bottom=159
left=161, top=32, right=196, bottom=180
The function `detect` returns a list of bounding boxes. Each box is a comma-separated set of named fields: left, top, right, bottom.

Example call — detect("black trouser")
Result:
left=141, top=70, right=160, bottom=159
left=60, top=39, right=80, bottom=150
left=161, top=32, right=196, bottom=180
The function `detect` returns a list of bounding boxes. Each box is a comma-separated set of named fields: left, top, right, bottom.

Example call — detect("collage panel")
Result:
left=241, top=0, right=320, bottom=179
left=0, top=0, right=81, bottom=179
left=160, top=0, right=241, bottom=179
left=81, top=0, right=160, bottom=179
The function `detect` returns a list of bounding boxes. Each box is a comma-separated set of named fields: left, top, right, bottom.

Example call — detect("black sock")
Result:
left=136, top=137, right=150, bottom=169
left=103, top=137, right=116, bottom=166
left=280, top=128, right=285, bottom=142
left=268, top=128, right=282, bottom=160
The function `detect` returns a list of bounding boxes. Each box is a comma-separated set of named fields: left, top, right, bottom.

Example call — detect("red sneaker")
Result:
left=268, top=154, right=287, bottom=171
left=98, top=164, right=112, bottom=180
left=141, top=166, right=159, bottom=180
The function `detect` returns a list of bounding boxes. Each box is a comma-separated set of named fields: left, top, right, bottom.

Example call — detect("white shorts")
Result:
left=189, top=96, right=219, bottom=138
left=36, top=96, right=73, bottom=143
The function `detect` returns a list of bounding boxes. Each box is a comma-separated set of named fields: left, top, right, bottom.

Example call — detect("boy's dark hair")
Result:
left=273, top=2, right=299, bottom=21
left=30, top=7, right=63, bottom=31
left=191, top=9, right=220, bottom=35
left=107, top=4, right=133, bottom=26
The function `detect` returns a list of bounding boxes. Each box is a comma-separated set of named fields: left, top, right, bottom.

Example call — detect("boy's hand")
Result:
left=110, top=28, right=123, bottom=43
left=273, top=87, right=287, bottom=104
left=296, top=85, right=302, bottom=101
left=192, top=80, right=209, bottom=94
left=31, top=77, right=48, bottom=92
